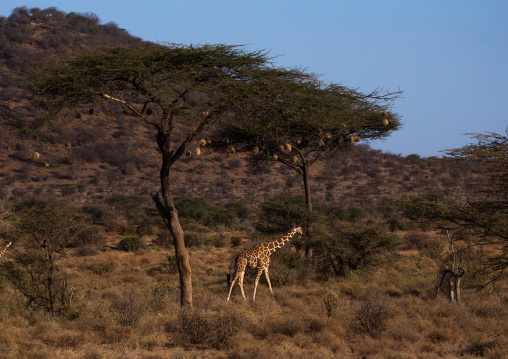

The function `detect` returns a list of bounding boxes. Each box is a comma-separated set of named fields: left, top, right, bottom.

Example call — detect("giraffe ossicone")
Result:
left=227, top=225, right=304, bottom=301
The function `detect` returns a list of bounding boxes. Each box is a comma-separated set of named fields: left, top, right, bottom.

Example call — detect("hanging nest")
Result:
left=284, top=143, right=292, bottom=151
left=253, top=146, right=260, bottom=154
left=318, top=139, right=325, bottom=147
left=272, top=154, right=278, bottom=161
left=199, top=139, right=207, bottom=146
left=278, top=145, right=285, bottom=151
left=325, top=133, right=332, bottom=139
left=32, top=152, right=40, bottom=160
left=195, top=148, right=201, bottom=156
left=207, top=140, right=212, bottom=145
left=350, top=134, right=361, bottom=144
left=186, top=150, right=192, bottom=156
left=292, top=156, right=298, bottom=163
left=296, top=139, right=301, bottom=145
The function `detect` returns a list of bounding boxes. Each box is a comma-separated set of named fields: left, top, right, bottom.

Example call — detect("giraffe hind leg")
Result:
left=264, top=268, right=274, bottom=298
left=238, top=272, right=246, bottom=300
left=227, top=271, right=241, bottom=301
left=252, top=268, right=263, bottom=301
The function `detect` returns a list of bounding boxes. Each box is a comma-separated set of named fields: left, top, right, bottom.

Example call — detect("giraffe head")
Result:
left=293, top=225, right=304, bottom=236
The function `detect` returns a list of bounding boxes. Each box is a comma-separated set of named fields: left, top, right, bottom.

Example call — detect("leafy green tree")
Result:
left=211, top=80, right=401, bottom=252
left=29, top=43, right=311, bottom=306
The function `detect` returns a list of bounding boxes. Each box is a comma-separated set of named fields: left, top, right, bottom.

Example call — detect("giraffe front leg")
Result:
left=227, top=272, right=241, bottom=301
left=264, top=268, right=274, bottom=298
left=253, top=268, right=263, bottom=301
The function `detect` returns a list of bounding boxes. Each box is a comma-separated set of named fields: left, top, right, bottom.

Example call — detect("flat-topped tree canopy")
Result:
left=211, top=78, right=402, bottom=170
left=31, top=43, right=309, bottom=129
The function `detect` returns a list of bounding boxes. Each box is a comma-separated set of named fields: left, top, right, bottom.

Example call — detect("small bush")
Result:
left=119, top=236, right=144, bottom=252
left=161, top=255, right=178, bottom=275
left=184, top=232, right=207, bottom=248
left=212, top=235, right=227, bottom=248
left=179, top=308, right=210, bottom=345
left=354, top=300, right=390, bottom=338
left=101, top=260, right=117, bottom=273
left=208, top=310, right=241, bottom=349
left=110, top=289, right=146, bottom=327
left=75, top=245, right=99, bottom=256
left=153, top=231, right=171, bottom=248
left=230, top=236, right=241, bottom=247
left=421, top=239, right=444, bottom=260
left=71, top=226, right=106, bottom=249
left=322, top=291, right=340, bottom=317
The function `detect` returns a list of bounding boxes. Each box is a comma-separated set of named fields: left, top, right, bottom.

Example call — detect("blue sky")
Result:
left=1, top=1, right=507, bottom=157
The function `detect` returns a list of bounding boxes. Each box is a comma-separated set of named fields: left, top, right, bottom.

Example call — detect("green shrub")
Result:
left=174, top=197, right=236, bottom=227
left=119, top=236, right=144, bottom=252
left=101, top=260, right=117, bottom=273
left=184, top=232, right=207, bottom=248
left=322, top=291, right=340, bottom=317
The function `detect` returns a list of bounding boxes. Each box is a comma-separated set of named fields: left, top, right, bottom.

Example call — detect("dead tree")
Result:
left=436, top=231, right=466, bottom=302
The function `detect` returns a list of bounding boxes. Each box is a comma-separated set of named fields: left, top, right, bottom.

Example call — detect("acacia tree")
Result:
left=212, top=80, right=402, bottom=251
left=399, top=131, right=508, bottom=288
left=5, top=198, right=85, bottom=315
left=30, top=43, right=311, bottom=306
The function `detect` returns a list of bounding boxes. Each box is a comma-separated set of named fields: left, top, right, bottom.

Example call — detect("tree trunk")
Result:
left=455, top=268, right=465, bottom=303
left=449, top=276, right=455, bottom=302
left=155, top=131, right=192, bottom=307
left=302, top=164, right=313, bottom=259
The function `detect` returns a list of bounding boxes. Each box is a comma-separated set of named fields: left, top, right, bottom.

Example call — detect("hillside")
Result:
left=0, top=7, right=506, bottom=359
left=0, top=6, right=487, bottom=211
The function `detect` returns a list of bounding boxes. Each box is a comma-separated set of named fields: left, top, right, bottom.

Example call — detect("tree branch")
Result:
left=102, top=93, right=158, bottom=127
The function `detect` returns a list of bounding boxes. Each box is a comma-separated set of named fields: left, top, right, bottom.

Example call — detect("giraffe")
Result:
left=227, top=225, right=304, bottom=301
left=0, top=242, right=12, bottom=260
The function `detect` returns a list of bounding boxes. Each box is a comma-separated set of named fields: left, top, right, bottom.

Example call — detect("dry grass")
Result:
left=0, top=236, right=507, bottom=359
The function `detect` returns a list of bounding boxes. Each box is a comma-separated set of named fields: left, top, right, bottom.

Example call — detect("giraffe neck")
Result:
left=0, top=242, right=11, bottom=259
left=267, top=228, right=299, bottom=255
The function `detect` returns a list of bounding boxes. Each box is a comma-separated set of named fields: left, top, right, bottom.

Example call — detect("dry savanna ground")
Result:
left=0, top=230, right=507, bottom=359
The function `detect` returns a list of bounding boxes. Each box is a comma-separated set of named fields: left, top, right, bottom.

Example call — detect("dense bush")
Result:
left=174, top=197, right=235, bottom=227
left=119, top=236, right=144, bottom=252
left=70, top=226, right=106, bottom=249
